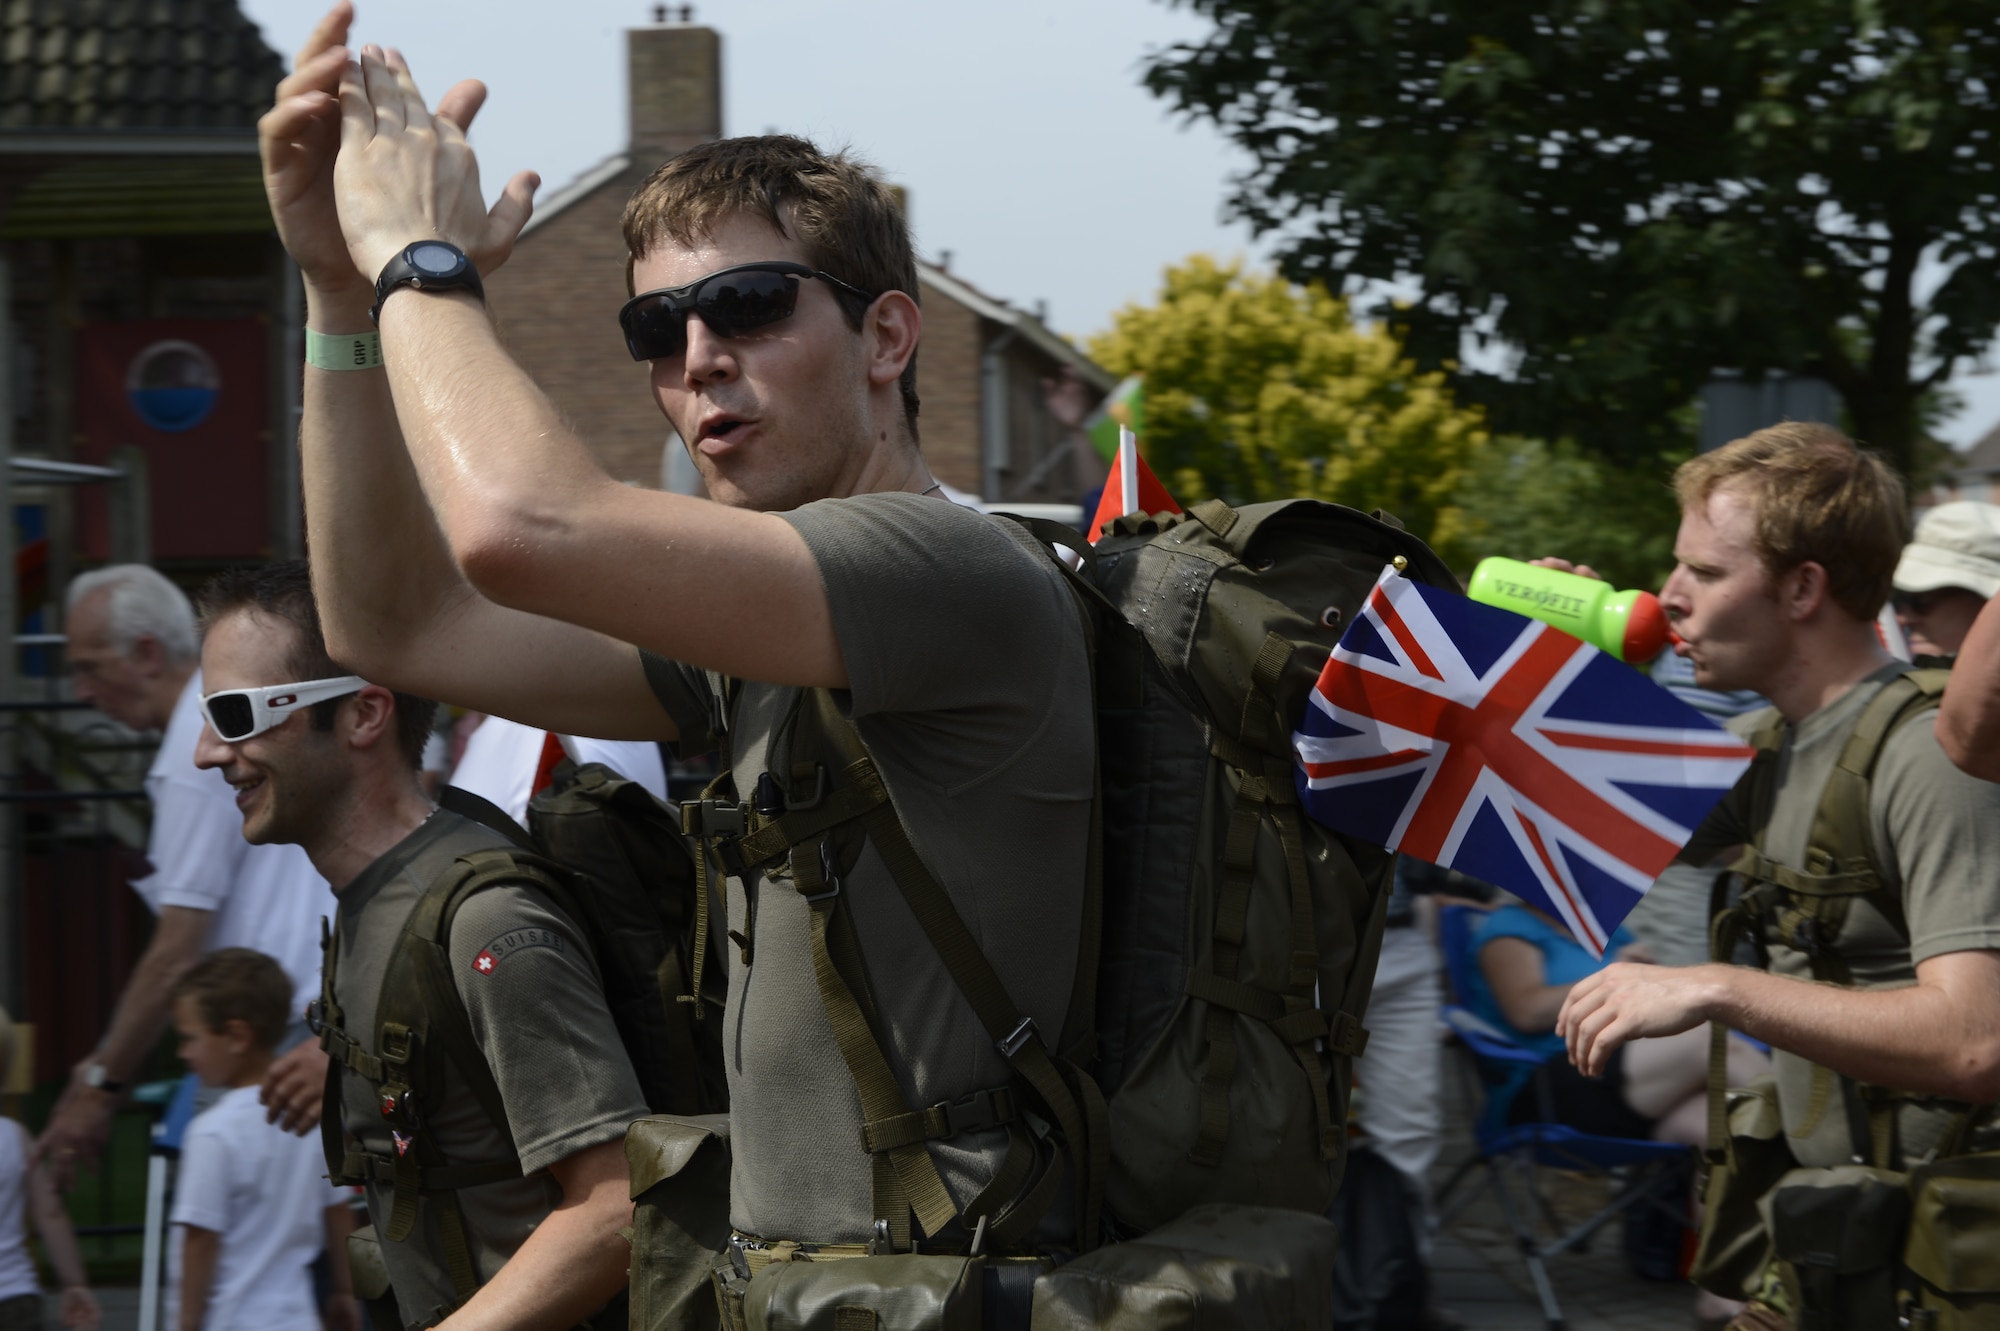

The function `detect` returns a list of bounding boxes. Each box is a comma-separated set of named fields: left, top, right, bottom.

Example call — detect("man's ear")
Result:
left=864, top=291, right=922, bottom=391
left=343, top=685, right=401, bottom=753
left=1781, top=560, right=1832, bottom=621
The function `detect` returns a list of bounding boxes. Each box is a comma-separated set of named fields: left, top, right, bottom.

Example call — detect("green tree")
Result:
left=1142, top=0, right=2000, bottom=478
left=1453, top=437, right=1688, bottom=592
left=1088, top=255, right=1490, bottom=560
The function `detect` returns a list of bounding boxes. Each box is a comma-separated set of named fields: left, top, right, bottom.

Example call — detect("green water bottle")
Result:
left=1466, top=557, right=1669, bottom=663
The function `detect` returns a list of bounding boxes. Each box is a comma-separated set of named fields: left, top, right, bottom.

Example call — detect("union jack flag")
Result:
left=1292, top=568, right=1755, bottom=953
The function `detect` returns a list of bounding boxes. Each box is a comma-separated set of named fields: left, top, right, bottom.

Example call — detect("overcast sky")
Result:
left=240, top=0, right=2000, bottom=452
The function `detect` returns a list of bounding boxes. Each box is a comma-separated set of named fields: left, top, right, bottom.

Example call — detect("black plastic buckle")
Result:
left=305, top=998, right=326, bottom=1037
left=378, top=1087, right=421, bottom=1127
left=939, top=1087, right=1013, bottom=1137
left=788, top=764, right=829, bottom=812
left=997, top=1017, right=1039, bottom=1059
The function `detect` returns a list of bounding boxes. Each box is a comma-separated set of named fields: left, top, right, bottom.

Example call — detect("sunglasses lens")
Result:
left=207, top=693, right=254, bottom=741
left=622, top=295, right=687, bottom=362
left=696, top=271, right=800, bottom=337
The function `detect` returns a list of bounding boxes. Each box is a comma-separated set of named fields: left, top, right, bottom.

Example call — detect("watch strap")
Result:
left=305, top=328, right=384, bottom=372
left=83, top=1062, right=125, bottom=1094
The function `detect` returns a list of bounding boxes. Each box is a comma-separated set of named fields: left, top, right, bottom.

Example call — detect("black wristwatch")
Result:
left=371, top=241, right=485, bottom=324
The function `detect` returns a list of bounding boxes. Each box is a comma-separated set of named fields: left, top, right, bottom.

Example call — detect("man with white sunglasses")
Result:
left=191, top=561, right=646, bottom=1331
left=36, top=566, right=327, bottom=1188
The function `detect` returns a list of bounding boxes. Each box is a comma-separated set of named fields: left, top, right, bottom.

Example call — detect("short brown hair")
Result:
left=176, top=948, right=294, bottom=1051
left=1675, top=422, right=1908, bottom=619
left=621, top=135, right=920, bottom=438
left=196, top=561, right=438, bottom=769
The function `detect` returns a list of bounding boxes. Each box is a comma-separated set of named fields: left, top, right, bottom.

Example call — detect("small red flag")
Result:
left=1087, top=429, right=1181, bottom=543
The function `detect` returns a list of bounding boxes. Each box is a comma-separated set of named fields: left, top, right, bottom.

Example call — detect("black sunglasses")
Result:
left=618, top=261, right=877, bottom=362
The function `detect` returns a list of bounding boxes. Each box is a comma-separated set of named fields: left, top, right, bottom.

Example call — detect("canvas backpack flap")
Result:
left=1904, top=1150, right=2000, bottom=1328
left=1761, top=1164, right=1912, bottom=1331
left=629, top=1114, right=734, bottom=1331
left=1027, top=1202, right=1338, bottom=1331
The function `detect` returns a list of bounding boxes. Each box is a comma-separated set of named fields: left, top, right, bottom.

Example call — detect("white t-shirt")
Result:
left=0, top=1120, right=39, bottom=1301
left=449, top=716, right=668, bottom=825
left=135, top=674, right=329, bottom=1019
left=167, top=1085, right=348, bottom=1331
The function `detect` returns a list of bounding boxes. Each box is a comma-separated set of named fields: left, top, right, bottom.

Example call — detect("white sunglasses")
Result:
left=200, top=676, right=368, bottom=742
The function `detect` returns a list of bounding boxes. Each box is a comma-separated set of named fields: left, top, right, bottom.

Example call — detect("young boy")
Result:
left=0, top=1007, right=99, bottom=1331
left=169, top=950, right=358, bottom=1331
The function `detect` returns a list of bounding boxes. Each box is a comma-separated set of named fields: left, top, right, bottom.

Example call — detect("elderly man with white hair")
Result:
left=36, top=566, right=328, bottom=1186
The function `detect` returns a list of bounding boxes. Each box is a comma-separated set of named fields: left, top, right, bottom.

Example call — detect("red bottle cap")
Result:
left=1622, top=592, right=1670, bottom=663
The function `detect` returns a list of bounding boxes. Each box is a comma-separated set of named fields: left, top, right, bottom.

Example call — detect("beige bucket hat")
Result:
left=1895, top=501, right=2000, bottom=600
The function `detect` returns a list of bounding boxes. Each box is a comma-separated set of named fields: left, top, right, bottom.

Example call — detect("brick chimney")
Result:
left=628, top=10, right=722, bottom=160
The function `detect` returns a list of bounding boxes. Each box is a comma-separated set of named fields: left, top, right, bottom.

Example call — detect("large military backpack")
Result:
left=639, top=495, right=1457, bottom=1331
left=1688, top=666, right=2000, bottom=1329
left=314, top=760, right=728, bottom=1325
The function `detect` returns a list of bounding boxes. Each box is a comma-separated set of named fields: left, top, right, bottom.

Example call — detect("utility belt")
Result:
left=1692, top=1075, right=2000, bottom=1329
left=629, top=1113, right=1343, bottom=1331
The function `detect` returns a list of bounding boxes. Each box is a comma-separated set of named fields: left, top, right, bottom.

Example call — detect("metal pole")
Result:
left=0, top=251, right=19, bottom=1018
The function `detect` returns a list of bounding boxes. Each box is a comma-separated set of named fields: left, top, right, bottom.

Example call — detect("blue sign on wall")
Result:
left=124, top=340, right=221, bottom=434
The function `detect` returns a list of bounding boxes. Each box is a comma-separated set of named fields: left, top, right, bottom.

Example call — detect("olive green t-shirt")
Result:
left=332, top=810, right=649, bottom=1327
left=1689, top=664, right=2000, bottom=1166
left=640, top=492, right=1094, bottom=1245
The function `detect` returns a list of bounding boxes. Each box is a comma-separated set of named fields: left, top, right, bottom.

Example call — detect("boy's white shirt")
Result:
left=168, top=1085, right=348, bottom=1331
left=0, top=1119, right=41, bottom=1301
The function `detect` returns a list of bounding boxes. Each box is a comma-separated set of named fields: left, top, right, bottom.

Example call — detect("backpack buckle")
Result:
left=681, top=799, right=747, bottom=840
left=305, top=998, right=326, bottom=1036
left=379, top=1024, right=415, bottom=1067
left=997, top=1017, right=1039, bottom=1059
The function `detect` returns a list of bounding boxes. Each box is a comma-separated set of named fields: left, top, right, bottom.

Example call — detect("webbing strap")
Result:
left=681, top=771, right=737, bottom=1021
left=790, top=836, right=956, bottom=1246
left=1191, top=765, right=1265, bottom=1168
left=848, top=765, right=1102, bottom=1249
left=860, top=1087, right=1018, bottom=1155
left=1273, top=799, right=1339, bottom=1161
left=342, top=1152, right=523, bottom=1191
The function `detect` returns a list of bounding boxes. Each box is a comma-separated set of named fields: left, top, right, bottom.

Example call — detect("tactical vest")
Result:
left=1691, top=667, right=2000, bottom=1327
left=315, top=770, right=724, bottom=1330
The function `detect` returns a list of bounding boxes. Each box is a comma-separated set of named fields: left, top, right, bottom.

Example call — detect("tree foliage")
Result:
left=1142, top=0, right=2000, bottom=477
left=1089, top=256, right=1490, bottom=560
left=1454, top=437, right=1688, bottom=591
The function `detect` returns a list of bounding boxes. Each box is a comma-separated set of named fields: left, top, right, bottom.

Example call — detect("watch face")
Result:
left=409, top=242, right=462, bottom=276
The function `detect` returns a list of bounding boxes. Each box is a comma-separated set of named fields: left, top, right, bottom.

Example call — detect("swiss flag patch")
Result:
left=473, top=949, right=497, bottom=976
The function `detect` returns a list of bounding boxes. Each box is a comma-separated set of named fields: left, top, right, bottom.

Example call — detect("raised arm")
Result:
left=264, top=7, right=676, bottom=738
left=329, top=49, right=857, bottom=689
left=1939, top=592, right=2000, bottom=779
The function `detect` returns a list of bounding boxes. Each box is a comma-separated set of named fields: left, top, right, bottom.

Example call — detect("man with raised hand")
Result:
left=260, top=2, right=1094, bottom=1309
left=1554, top=424, right=2000, bottom=1328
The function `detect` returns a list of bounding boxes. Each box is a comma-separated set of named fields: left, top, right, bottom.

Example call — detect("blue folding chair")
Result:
left=1431, top=906, right=1694, bottom=1331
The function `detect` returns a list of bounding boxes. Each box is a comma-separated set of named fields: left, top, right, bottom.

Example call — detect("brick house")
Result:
left=485, top=14, right=1114, bottom=510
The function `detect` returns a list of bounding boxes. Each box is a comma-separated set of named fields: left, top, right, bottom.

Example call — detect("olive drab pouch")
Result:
left=1761, top=1165, right=1911, bottom=1331
left=739, top=1253, right=986, bottom=1331
left=1691, top=1075, right=1796, bottom=1300
left=629, top=1115, right=733, bottom=1331
left=1904, top=1151, right=2000, bottom=1328
left=1026, top=1202, right=1338, bottom=1331
left=345, top=1224, right=404, bottom=1331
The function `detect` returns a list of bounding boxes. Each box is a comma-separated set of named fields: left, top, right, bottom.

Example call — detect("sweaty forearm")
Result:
left=1939, top=594, right=2000, bottom=780
left=301, top=285, right=477, bottom=680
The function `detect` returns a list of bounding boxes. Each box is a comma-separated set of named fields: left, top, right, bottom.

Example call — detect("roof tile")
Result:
left=0, top=0, right=277, bottom=132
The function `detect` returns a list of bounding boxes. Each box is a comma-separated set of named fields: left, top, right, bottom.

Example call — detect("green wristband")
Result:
left=305, top=328, right=384, bottom=372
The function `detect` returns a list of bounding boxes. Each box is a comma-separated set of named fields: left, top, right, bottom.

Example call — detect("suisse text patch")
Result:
left=470, top=926, right=564, bottom=976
